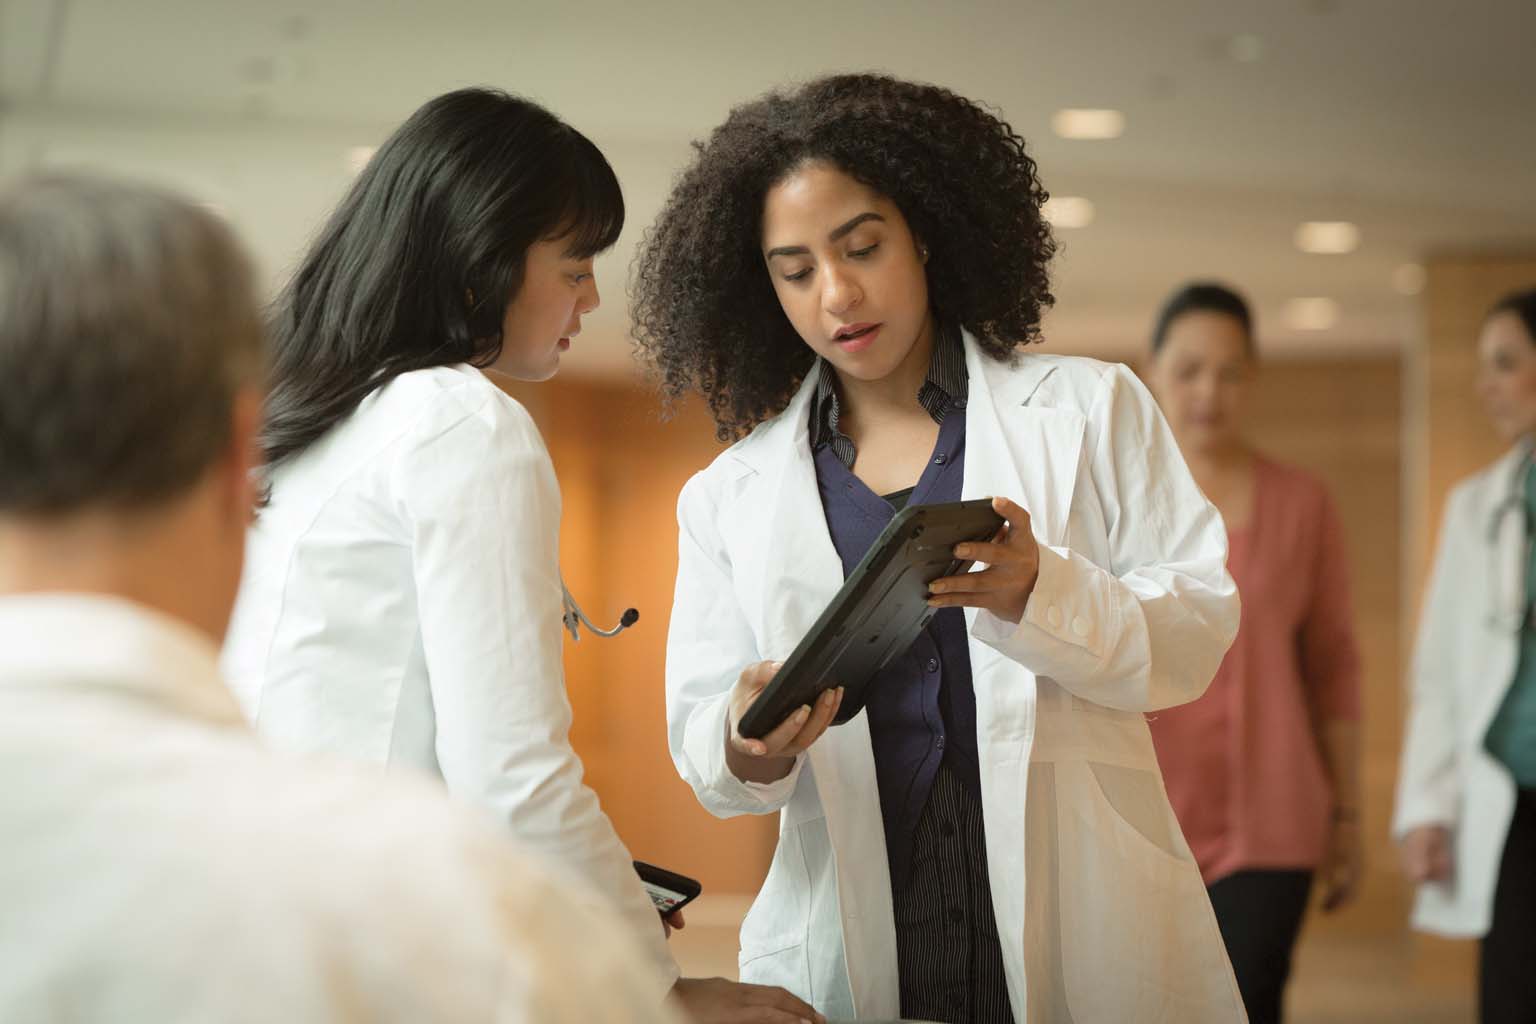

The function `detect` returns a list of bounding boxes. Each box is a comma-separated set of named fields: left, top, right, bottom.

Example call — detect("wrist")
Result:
left=723, top=715, right=794, bottom=784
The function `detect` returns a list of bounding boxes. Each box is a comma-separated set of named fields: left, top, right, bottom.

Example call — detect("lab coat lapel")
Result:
left=960, top=336, right=1083, bottom=547
left=751, top=366, right=845, bottom=662
left=745, top=364, right=899, bottom=1016
left=1472, top=443, right=1532, bottom=734
left=958, top=335, right=1086, bottom=1008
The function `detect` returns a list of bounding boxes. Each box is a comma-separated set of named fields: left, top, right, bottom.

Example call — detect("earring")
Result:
left=918, top=244, right=930, bottom=263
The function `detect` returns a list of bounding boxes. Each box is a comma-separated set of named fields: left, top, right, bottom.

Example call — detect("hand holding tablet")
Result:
left=734, top=499, right=1007, bottom=744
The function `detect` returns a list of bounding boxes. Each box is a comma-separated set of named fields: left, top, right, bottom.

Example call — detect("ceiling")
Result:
left=3, top=0, right=1534, bottom=375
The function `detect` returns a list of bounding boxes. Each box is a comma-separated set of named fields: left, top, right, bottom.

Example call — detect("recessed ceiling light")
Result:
left=1284, top=297, right=1340, bottom=331
left=1392, top=263, right=1426, bottom=296
left=1051, top=109, right=1125, bottom=141
left=1295, top=221, right=1360, bottom=255
left=1043, top=196, right=1094, bottom=229
left=346, top=146, right=377, bottom=175
left=1229, top=34, right=1265, bottom=62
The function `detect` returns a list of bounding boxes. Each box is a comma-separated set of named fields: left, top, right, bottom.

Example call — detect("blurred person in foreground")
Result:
left=1144, top=282, right=1364, bottom=1024
left=1395, top=287, right=1536, bottom=1024
left=0, top=173, right=681, bottom=1024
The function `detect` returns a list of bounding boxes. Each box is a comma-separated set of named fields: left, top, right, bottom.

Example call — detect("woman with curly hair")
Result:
left=635, top=74, right=1246, bottom=1023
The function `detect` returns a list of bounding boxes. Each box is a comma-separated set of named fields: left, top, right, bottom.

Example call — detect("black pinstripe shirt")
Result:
left=810, top=322, right=968, bottom=467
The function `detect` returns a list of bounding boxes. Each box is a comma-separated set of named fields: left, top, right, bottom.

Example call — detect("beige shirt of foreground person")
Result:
left=0, top=594, right=680, bottom=1024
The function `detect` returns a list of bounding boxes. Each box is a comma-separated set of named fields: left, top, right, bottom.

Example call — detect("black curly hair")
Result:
left=631, top=73, right=1056, bottom=440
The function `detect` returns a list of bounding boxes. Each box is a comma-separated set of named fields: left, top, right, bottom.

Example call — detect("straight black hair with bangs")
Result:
left=261, top=86, right=623, bottom=469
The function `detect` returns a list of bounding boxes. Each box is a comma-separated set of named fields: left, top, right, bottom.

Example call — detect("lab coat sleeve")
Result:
left=1392, top=486, right=1472, bottom=838
left=666, top=470, right=804, bottom=818
left=395, top=393, right=677, bottom=992
left=972, top=362, right=1240, bottom=711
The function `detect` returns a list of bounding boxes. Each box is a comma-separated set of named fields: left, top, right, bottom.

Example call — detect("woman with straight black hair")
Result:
left=222, top=87, right=823, bottom=1024
left=1145, top=282, right=1364, bottom=1024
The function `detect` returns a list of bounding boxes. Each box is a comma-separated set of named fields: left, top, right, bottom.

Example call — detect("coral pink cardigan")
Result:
left=1149, top=457, right=1362, bottom=884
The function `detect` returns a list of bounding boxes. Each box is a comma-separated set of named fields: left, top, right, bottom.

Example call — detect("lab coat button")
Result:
left=925, top=657, right=940, bottom=673
left=1046, top=606, right=1063, bottom=629
left=1071, top=617, right=1090, bottom=638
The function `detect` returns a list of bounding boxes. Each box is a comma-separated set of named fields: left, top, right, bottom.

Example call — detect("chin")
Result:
left=824, top=347, right=913, bottom=384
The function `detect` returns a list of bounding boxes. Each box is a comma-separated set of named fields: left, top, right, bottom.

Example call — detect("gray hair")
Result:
left=0, top=173, right=265, bottom=514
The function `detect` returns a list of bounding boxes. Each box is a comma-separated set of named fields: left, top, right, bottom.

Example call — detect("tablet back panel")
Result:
left=737, top=499, right=1004, bottom=740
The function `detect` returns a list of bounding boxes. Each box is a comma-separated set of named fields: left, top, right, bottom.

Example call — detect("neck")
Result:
left=835, top=313, right=938, bottom=432
left=0, top=502, right=233, bottom=645
left=1181, top=437, right=1252, bottom=480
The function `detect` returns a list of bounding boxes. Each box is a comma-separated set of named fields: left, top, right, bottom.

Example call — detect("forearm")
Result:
left=1319, top=717, right=1363, bottom=820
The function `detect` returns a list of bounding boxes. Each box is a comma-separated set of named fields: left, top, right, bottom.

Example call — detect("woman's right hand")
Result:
left=1398, top=824, right=1454, bottom=883
left=724, top=661, right=843, bottom=785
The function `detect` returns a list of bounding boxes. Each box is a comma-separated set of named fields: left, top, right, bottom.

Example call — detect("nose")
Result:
left=821, top=265, right=862, bottom=317
left=580, top=275, right=602, bottom=316
left=1191, top=372, right=1220, bottom=406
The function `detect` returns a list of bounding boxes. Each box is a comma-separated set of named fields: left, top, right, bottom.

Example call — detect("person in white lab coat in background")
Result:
left=0, top=172, right=679, bottom=1024
left=1394, top=287, right=1536, bottom=1024
left=631, top=73, right=1246, bottom=1023
left=220, top=87, right=822, bottom=1024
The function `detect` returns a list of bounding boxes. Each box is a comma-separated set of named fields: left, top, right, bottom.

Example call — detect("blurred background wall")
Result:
left=4, top=1, right=1535, bottom=1019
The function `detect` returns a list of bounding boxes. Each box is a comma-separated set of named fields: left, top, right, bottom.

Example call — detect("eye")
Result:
left=570, top=272, right=593, bottom=284
left=849, top=243, right=880, bottom=259
left=783, top=268, right=812, bottom=283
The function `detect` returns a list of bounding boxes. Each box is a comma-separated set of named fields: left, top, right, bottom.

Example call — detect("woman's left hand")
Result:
left=1320, top=818, right=1364, bottom=912
left=927, top=496, right=1040, bottom=624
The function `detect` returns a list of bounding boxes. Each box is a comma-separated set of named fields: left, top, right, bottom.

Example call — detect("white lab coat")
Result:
left=0, top=594, right=680, bottom=1024
left=666, top=335, right=1247, bottom=1023
left=1393, top=442, right=1532, bottom=937
left=222, top=364, right=675, bottom=989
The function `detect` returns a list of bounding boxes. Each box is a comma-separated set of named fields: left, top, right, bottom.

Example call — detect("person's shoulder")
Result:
left=196, top=740, right=537, bottom=936
left=988, top=351, right=1126, bottom=407
left=1449, top=447, right=1524, bottom=507
left=380, top=366, right=554, bottom=494
left=679, top=403, right=793, bottom=512
left=175, top=741, right=656, bottom=1018
left=387, top=364, right=539, bottom=442
left=1256, top=456, right=1332, bottom=506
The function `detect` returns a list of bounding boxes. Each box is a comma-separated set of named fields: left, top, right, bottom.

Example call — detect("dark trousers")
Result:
left=1206, top=869, right=1313, bottom=1024
left=1482, top=787, right=1536, bottom=1024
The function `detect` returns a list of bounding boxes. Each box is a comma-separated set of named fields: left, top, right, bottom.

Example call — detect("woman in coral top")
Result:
left=1144, top=282, right=1364, bottom=1024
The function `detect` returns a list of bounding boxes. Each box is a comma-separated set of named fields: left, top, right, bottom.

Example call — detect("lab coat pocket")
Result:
left=1056, top=760, right=1240, bottom=1022
left=738, top=817, right=814, bottom=998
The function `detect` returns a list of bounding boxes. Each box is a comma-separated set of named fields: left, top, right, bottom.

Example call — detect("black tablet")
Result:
left=737, top=498, right=1005, bottom=740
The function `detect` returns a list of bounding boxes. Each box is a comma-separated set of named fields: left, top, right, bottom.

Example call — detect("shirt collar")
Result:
left=810, top=320, right=968, bottom=454
left=0, top=593, right=246, bottom=727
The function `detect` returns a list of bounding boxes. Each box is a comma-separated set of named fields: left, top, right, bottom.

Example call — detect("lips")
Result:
left=832, top=322, right=883, bottom=354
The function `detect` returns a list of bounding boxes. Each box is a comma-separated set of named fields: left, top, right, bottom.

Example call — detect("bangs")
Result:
left=550, top=129, right=625, bottom=260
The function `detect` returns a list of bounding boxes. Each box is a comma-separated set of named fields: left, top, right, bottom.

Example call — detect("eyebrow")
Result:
left=764, top=212, right=886, bottom=260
